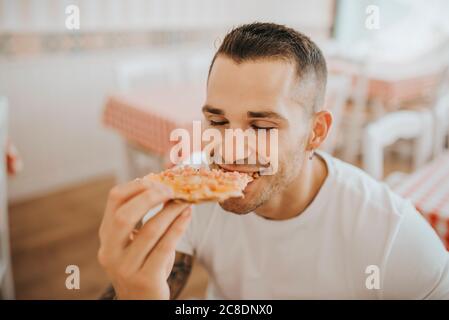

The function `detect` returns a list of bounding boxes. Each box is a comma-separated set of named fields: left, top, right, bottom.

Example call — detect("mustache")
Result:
left=207, top=151, right=276, bottom=177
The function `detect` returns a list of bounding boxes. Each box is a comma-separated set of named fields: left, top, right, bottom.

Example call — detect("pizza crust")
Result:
left=146, top=166, right=253, bottom=203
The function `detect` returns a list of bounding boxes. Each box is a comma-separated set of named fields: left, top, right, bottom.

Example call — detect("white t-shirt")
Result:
left=176, top=152, right=449, bottom=299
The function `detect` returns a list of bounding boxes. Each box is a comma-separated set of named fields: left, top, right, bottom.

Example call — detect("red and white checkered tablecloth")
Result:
left=103, top=84, right=205, bottom=157
left=394, top=152, right=449, bottom=250
left=328, top=58, right=442, bottom=108
left=367, top=73, right=439, bottom=106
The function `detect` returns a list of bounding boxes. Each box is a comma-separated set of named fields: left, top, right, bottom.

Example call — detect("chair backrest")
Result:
left=115, top=54, right=183, bottom=92
left=320, top=74, right=352, bottom=154
left=435, top=64, right=449, bottom=101
left=433, top=91, right=449, bottom=157
left=115, top=48, right=215, bottom=93
left=363, top=110, right=433, bottom=180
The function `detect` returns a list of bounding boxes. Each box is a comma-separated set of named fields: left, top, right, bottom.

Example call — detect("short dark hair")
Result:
left=209, top=22, right=327, bottom=112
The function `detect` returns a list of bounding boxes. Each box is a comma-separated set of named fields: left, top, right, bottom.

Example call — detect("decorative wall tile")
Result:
left=0, top=30, right=218, bottom=57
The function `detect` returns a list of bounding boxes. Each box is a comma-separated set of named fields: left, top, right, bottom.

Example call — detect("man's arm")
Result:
left=99, top=252, right=193, bottom=300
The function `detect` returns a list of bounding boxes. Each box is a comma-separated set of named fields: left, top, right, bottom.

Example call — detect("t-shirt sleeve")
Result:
left=382, top=201, right=449, bottom=299
left=175, top=203, right=216, bottom=256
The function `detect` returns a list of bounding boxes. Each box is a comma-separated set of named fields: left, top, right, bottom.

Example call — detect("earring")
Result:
left=309, top=149, right=315, bottom=160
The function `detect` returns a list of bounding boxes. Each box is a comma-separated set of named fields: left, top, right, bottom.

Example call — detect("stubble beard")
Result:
left=219, top=149, right=305, bottom=215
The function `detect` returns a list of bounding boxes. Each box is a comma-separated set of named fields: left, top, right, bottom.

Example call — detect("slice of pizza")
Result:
left=146, top=166, right=253, bottom=203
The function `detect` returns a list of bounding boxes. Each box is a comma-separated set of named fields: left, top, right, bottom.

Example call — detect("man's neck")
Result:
left=254, top=154, right=328, bottom=221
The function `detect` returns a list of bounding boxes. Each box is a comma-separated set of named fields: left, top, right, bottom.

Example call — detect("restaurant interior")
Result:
left=0, top=0, right=449, bottom=299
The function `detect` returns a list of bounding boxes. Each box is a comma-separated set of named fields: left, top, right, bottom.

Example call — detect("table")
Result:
left=394, top=152, right=449, bottom=250
left=103, top=84, right=205, bottom=181
left=328, top=56, right=445, bottom=162
left=328, top=58, right=443, bottom=109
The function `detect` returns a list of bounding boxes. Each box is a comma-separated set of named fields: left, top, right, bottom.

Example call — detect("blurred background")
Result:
left=0, top=0, right=448, bottom=299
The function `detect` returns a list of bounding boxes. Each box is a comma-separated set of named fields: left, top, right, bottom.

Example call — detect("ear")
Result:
left=306, top=111, right=333, bottom=151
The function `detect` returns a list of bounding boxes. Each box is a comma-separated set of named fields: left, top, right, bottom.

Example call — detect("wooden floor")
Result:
left=8, top=153, right=409, bottom=300
left=8, top=176, right=208, bottom=300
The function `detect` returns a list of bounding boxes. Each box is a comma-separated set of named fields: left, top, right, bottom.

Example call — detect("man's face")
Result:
left=203, top=55, right=317, bottom=214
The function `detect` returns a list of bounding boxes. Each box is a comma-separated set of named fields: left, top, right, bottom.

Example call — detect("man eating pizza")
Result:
left=97, top=22, right=449, bottom=299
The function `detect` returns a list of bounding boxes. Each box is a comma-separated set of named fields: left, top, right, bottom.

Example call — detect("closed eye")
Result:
left=250, top=124, right=276, bottom=130
left=209, top=120, right=229, bottom=126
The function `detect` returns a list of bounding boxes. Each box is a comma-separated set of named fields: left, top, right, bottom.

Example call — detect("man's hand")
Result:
left=97, top=177, right=192, bottom=299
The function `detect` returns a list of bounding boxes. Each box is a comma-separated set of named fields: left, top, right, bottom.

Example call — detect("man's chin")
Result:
left=219, top=175, right=272, bottom=214
left=218, top=198, right=255, bottom=215
left=218, top=186, right=264, bottom=214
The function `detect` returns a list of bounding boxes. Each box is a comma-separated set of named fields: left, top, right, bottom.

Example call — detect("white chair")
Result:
left=362, top=110, right=433, bottom=183
left=434, top=64, right=449, bottom=101
left=320, top=74, right=352, bottom=154
left=432, top=89, right=449, bottom=157
left=0, top=97, right=15, bottom=299
left=339, top=59, right=371, bottom=163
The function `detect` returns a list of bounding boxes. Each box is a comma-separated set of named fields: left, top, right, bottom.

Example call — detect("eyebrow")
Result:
left=202, top=105, right=224, bottom=115
left=247, top=111, right=286, bottom=121
left=202, top=105, right=287, bottom=121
